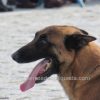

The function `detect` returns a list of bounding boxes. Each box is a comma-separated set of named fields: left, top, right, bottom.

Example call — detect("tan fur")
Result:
left=59, top=43, right=100, bottom=100
left=37, top=26, right=100, bottom=100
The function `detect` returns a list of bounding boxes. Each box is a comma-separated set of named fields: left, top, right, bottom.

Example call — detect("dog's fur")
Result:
left=12, top=26, right=100, bottom=100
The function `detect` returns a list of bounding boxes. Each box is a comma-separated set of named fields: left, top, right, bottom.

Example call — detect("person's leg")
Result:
left=31, top=0, right=42, bottom=6
left=30, top=0, right=38, bottom=3
left=0, top=0, right=13, bottom=12
left=70, top=0, right=85, bottom=3
left=7, top=0, right=15, bottom=5
left=16, top=0, right=37, bottom=8
left=17, top=0, right=29, bottom=3
left=70, top=0, right=85, bottom=7
left=44, top=0, right=65, bottom=8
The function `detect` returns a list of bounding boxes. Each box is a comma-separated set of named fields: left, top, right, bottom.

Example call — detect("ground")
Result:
left=0, top=2, right=100, bottom=100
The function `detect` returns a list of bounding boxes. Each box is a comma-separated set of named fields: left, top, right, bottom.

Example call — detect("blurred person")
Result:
left=8, top=0, right=15, bottom=5
left=0, top=0, right=13, bottom=12
left=44, top=0, right=65, bottom=8
left=44, top=0, right=85, bottom=8
left=16, top=0, right=38, bottom=8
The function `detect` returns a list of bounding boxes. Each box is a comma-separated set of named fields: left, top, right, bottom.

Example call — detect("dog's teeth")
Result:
left=45, top=63, right=50, bottom=71
left=45, top=67, right=48, bottom=71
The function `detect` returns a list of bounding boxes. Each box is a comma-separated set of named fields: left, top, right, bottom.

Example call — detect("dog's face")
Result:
left=12, top=26, right=96, bottom=91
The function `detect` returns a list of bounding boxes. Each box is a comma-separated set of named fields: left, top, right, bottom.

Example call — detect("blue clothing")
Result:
left=77, top=0, right=85, bottom=7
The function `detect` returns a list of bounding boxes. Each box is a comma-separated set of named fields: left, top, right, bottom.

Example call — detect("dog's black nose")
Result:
left=11, top=52, right=19, bottom=62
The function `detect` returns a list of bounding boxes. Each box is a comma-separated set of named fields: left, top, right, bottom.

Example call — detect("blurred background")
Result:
left=0, top=0, right=100, bottom=100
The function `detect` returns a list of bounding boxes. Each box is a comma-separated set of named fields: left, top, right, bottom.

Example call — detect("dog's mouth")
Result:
left=20, top=57, right=59, bottom=92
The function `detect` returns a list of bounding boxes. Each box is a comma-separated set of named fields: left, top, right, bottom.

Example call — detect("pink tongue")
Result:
left=20, top=59, right=49, bottom=92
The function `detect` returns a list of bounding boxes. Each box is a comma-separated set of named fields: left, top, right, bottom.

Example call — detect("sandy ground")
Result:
left=0, top=2, right=100, bottom=100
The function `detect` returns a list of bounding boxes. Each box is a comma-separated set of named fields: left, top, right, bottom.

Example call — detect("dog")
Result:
left=12, top=26, right=100, bottom=100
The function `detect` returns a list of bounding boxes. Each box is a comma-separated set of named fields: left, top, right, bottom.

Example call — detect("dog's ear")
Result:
left=80, top=29, right=89, bottom=35
left=64, top=34, right=96, bottom=51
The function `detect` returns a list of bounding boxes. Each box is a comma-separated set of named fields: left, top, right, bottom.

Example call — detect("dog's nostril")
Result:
left=11, top=52, right=19, bottom=61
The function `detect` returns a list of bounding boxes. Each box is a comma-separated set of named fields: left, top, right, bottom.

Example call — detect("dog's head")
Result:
left=12, top=26, right=96, bottom=91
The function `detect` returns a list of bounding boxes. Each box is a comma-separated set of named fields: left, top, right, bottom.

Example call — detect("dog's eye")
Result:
left=39, top=39, right=48, bottom=45
left=36, top=35, right=48, bottom=48
left=39, top=34, right=47, bottom=40
left=39, top=35, right=48, bottom=44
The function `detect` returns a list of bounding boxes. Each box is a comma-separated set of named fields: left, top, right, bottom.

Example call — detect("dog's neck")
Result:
left=58, top=42, right=100, bottom=100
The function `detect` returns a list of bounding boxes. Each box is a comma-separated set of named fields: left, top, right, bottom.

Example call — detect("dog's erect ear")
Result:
left=64, top=34, right=96, bottom=51
left=80, top=29, right=89, bottom=35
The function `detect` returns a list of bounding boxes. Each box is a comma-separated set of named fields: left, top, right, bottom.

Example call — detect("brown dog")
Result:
left=12, top=26, right=100, bottom=100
